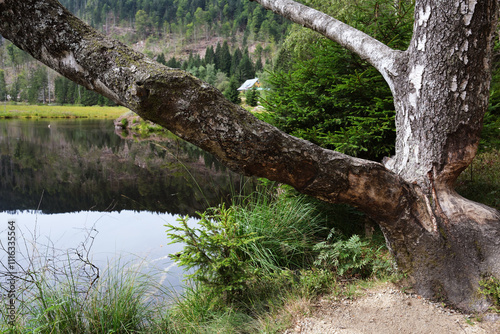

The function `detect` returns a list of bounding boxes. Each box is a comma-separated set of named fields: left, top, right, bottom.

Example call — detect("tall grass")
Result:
left=1, top=255, right=172, bottom=333
left=233, top=187, right=327, bottom=271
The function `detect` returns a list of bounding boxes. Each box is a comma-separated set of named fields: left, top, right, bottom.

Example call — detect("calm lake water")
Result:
left=0, top=118, right=247, bottom=290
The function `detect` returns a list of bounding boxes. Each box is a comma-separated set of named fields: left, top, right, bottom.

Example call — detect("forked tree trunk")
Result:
left=0, top=0, right=499, bottom=311
left=380, top=0, right=500, bottom=311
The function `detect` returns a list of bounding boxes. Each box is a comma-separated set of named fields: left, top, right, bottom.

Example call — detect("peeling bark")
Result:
left=1, top=0, right=500, bottom=312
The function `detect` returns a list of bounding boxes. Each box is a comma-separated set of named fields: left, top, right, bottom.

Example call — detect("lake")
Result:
left=0, top=118, right=248, bottom=291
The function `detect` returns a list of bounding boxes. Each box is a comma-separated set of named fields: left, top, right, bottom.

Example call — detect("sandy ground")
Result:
left=284, top=282, right=500, bottom=334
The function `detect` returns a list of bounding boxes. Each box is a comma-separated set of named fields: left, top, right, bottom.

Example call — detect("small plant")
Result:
left=166, top=205, right=261, bottom=305
left=120, top=117, right=128, bottom=127
left=313, top=229, right=393, bottom=278
left=479, top=275, right=500, bottom=312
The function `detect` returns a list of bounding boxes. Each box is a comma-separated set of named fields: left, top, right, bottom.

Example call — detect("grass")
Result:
left=1, top=183, right=395, bottom=333
left=0, top=103, right=129, bottom=119
left=0, top=255, right=171, bottom=334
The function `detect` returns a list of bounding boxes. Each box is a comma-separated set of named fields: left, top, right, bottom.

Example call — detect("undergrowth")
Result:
left=479, top=276, right=500, bottom=312
left=1, top=181, right=396, bottom=333
left=163, top=183, right=396, bottom=332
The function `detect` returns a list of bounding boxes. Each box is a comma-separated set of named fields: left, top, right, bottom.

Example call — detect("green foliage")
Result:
left=135, top=9, right=152, bottom=38
left=53, top=75, right=113, bottom=106
left=167, top=181, right=395, bottom=314
left=28, top=66, right=48, bottom=104
left=233, top=187, right=327, bottom=271
left=216, top=41, right=232, bottom=76
left=481, top=111, right=500, bottom=151
left=223, top=76, right=241, bottom=104
left=0, top=257, right=169, bottom=333
left=479, top=276, right=500, bottom=311
left=263, top=0, right=414, bottom=160
left=0, top=69, right=6, bottom=99
left=166, top=205, right=261, bottom=304
left=481, top=38, right=500, bottom=151
left=313, top=229, right=394, bottom=278
left=245, top=87, right=259, bottom=106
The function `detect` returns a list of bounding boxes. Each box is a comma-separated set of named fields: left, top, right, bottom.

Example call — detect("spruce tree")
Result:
left=204, top=45, right=215, bottom=65
left=223, top=76, right=241, bottom=104
left=157, top=53, right=166, bottom=65
left=245, top=87, right=259, bottom=107
left=237, top=54, right=255, bottom=82
left=230, top=47, right=242, bottom=77
left=214, top=42, right=222, bottom=71
left=219, top=41, right=231, bottom=76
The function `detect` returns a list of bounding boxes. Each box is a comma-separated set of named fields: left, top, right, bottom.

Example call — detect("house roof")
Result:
left=237, top=78, right=259, bottom=91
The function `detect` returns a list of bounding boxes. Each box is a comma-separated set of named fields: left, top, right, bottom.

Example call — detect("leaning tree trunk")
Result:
left=0, top=0, right=499, bottom=312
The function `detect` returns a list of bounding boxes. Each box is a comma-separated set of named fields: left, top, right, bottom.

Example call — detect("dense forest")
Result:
left=0, top=0, right=288, bottom=106
left=59, top=0, right=289, bottom=43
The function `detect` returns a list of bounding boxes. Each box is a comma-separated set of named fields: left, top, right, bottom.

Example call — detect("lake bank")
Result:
left=0, top=104, right=129, bottom=119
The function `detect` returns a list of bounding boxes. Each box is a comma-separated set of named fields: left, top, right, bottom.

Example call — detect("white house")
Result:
left=237, top=78, right=260, bottom=91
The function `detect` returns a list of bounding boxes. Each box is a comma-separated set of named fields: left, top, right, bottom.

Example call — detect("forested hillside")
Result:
left=59, top=0, right=289, bottom=44
left=0, top=0, right=289, bottom=105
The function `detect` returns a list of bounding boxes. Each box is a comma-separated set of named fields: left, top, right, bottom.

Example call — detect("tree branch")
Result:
left=0, top=0, right=411, bottom=225
left=254, top=0, right=402, bottom=89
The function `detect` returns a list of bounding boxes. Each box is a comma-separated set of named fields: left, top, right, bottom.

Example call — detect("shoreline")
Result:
left=0, top=104, right=129, bottom=119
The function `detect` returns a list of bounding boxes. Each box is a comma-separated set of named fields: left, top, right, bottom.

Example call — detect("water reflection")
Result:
left=0, top=210, right=192, bottom=290
left=0, top=119, right=245, bottom=215
left=0, top=118, right=249, bottom=293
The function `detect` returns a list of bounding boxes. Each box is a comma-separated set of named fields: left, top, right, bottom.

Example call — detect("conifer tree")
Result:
left=219, top=41, right=232, bottom=76
left=0, top=70, right=6, bottom=100
left=230, top=47, right=242, bottom=77
left=245, top=87, right=259, bottom=107
left=223, top=76, right=241, bottom=104
left=157, top=53, right=167, bottom=65
left=204, top=45, right=215, bottom=65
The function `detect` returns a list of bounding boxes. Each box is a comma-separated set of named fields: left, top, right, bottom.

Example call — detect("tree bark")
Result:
left=1, top=0, right=499, bottom=311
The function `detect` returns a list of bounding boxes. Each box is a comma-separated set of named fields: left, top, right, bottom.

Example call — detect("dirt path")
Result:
left=284, top=282, right=500, bottom=334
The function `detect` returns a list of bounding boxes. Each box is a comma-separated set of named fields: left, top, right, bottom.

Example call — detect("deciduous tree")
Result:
left=0, top=0, right=499, bottom=311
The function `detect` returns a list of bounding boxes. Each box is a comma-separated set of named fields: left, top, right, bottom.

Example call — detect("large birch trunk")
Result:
left=381, top=0, right=500, bottom=310
left=0, top=0, right=499, bottom=311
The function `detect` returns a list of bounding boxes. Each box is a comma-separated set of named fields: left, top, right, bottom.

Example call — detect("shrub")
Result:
left=479, top=276, right=500, bottom=312
left=166, top=205, right=261, bottom=305
left=313, top=229, right=394, bottom=278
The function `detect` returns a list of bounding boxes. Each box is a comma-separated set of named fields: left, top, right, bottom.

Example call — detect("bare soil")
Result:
left=284, top=282, right=500, bottom=334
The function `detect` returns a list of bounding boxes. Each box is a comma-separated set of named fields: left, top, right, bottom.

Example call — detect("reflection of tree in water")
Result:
left=0, top=119, right=250, bottom=214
